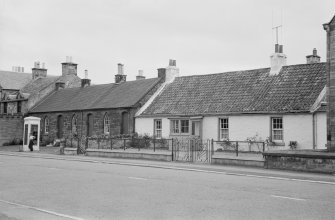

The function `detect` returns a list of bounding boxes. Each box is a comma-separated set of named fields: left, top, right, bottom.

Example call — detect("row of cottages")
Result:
left=135, top=47, right=328, bottom=150
left=0, top=57, right=81, bottom=145
left=28, top=63, right=164, bottom=144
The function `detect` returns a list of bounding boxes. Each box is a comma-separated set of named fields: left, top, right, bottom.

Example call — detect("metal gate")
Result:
left=173, top=139, right=212, bottom=163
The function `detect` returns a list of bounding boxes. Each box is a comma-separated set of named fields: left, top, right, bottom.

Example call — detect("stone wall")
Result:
left=325, top=16, right=335, bottom=151
left=0, top=115, right=24, bottom=146
left=30, top=108, right=136, bottom=145
left=263, top=151, right=335, bottom=173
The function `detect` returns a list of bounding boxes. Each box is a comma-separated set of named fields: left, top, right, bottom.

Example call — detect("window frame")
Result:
left=170, top=119, right=190, bottom=135
left=103, top=113, right=110, bottom=135
left=17, top=101, right=22, bottom=113
left=271, top=117, right=283, bottom=142
left=71, top=115, right=78, bottom=135
left=3, top=102, right=7, bottom=114
left=219, top=118, right=229, bottom=140
left=44, top=117, right=49, bottom=134
left=154, top=119, right=162, bottom=138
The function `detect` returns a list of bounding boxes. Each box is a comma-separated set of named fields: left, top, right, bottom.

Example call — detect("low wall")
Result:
left=85, top=149, right=172, bottom=162
left=211, top=157, right=264, bottom=167
left=263, top=150, right=335, bottom=174
left=64, top=147, right=77, bottom=155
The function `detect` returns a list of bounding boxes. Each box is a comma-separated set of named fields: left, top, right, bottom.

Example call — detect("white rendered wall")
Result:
left=136, top=114, right=323, bottom=150
left=202, top=115, right=269, bottom=141
left=283, top=114, right=313, bottom=149
left=135, top=117, right=170, bottom=138
left=315, top=112, right=327, bottom=149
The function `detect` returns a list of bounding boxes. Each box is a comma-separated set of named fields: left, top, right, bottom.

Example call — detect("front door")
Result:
left=57, top=115, right=63, bottom=138
left=191, top=121, right=201, bottom=137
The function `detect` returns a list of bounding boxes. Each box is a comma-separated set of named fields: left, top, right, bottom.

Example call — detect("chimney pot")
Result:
left=84, top=70, right=88, bottom=79
left=279, top=45, right=283, bottom=53
left=115, top=63, right=126, bottom=83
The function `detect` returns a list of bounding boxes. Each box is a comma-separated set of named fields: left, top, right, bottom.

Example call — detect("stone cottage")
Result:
left=28, top=63, right=164, bottom=149
left=0, top=57, right=81, bottom=145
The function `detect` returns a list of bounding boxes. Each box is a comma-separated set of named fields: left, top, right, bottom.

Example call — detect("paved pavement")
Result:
left=0, top=153, right=334, bottom=220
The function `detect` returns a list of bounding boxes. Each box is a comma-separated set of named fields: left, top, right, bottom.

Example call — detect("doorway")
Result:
left=57, top=115, right=63, bottom=138
left=87, top=114, right=93, bottom=137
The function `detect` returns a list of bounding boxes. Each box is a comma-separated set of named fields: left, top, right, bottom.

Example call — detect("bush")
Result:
left=2, top=138, right=23, bottom=146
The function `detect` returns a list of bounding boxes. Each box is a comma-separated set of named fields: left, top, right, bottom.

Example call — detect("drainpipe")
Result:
left=312, top=112, right=316, bottom=150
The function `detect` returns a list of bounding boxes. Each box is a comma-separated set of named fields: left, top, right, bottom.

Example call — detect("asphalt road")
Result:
left=0, top=154, right=334, bottom=220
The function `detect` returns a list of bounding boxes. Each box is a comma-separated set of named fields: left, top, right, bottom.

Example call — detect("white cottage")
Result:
left=135, top=48, right=327, bottom=150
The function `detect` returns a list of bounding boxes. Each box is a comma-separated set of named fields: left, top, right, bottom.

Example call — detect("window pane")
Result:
left=272, top=118, right=283, bottom=140
left=154, top=120, right=162, bottom=138
left=220, top=118, right=229, bottom=140
left=181, top=120, right=189, bottom=133
left=171, top=120, right=179, bottom=134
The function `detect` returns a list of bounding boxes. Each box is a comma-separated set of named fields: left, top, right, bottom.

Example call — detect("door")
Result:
left=87, top=114, right=93, bottom=137
left=57, top=115, right=63, bottom=138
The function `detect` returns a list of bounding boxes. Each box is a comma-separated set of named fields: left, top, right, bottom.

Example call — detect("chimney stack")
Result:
left=115, top=63, right=127, bottom=83
left=306, top=48, right=321, bottom=64
left=157, top=59, right=179, bottom=83
left=81, top=70, right=91, bottom=88
left=55, top=82, right=65, bottom=91
left=32, top=61, right=47, bottom=79
left=61, top=56, right=77, bottom=76
left=270, top=44, right=287, bottom=75
left=136, top=70, right=146, bottom=80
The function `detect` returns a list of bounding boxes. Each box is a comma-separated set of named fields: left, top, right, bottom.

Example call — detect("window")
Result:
left=17, top=101, right=22, bottom=113
left=272, top=117, right=283, bottom=141
left=181, top=120, right=189, bottom=133
left=3, top=102, right=7, bottom=114
left=171, top=119, right=189, bottom=135
left=72, top=115, right=78, bottom=134
left=103, top=114, right=110, bottom=134
left=154, top=119, right=162, bottom=138
left=219, top=118, right=229, bottom=140
left=44, top=117, right=49, bottom=133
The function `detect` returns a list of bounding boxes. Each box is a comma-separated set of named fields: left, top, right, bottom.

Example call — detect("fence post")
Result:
left=236, top=141, right=239, bottom=157
left=153, top=137, right=156, bottom=152
left=262, top=142, right=265, bottom=152
left=171, top=139, right=174, bottom=161
left=124, top=139, right=126, bottom=151
left=211, top=139, right=214, bottom=156
left=138, top=138, right=141, bottom=151
left=110, top=137, right=113, bottom=150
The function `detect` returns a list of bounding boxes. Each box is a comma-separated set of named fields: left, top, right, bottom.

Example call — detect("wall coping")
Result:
left=85, top=148, right=171, bottom=156
left=263, top=150, right=335, bottom=159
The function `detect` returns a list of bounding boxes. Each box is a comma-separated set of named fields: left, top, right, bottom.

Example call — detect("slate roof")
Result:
left=0, top=70, right=32, bottom=90
left=140, top=62, right=327, bottom=116
left=29, top=78, right=161, bottom=113
left=20, top=74, right=81, bottom=94
left=21, top=76, right=60, bottom=94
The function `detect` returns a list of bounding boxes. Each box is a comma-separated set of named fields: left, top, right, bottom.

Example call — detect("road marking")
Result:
left=271, top=195, right=306, bottom=201
left=128, top=176, right=148, bottom=180
left=0, top=199, right=84, bottom=220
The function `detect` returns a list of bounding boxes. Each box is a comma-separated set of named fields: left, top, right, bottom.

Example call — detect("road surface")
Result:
left=0, top=154, right=334, bottom=220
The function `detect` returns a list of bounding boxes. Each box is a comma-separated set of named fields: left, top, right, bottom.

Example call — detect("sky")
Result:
left=0, top=0, right=334, bottom=84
